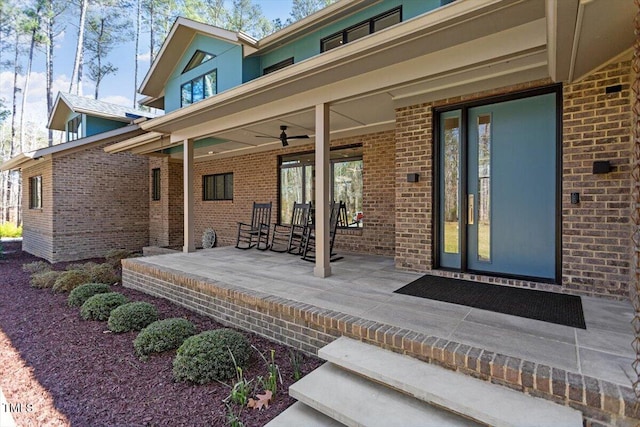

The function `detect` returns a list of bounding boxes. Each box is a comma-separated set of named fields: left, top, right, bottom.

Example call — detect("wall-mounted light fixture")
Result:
left=592, top=161, right=612, bottom=175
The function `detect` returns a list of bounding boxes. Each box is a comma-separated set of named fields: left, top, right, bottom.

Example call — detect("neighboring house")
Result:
left=0, top=92, right=155, bottom=262
left=106, top=0, right=635, bottom=299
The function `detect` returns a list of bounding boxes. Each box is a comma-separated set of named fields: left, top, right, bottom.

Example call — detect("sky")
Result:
left=0, top=0, right=295, bottom=138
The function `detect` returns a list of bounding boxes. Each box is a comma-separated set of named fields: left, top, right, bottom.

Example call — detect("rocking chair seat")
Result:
left=236, top=202, right=272, bottom=250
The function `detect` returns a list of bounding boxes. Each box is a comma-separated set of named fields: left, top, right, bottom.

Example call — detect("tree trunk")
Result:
left=133, top=0, right=140, bottom=108
left=149, top=1, right=155, bottom=62
left=69, top=0, right=88, bottom=95
left=46, top=0, right=54, bottom=146
left=20, top=7, right=43, bottom=153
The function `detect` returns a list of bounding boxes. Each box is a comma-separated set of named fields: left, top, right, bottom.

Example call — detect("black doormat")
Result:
left=394, top=275, right=586, bottom=329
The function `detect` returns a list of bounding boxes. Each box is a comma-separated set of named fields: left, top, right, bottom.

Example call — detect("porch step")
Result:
left=265, top=401, right=343, bottom=427
left=289, top=362, right=480, bottom=426
left=319, top=337, right=583, bottom=427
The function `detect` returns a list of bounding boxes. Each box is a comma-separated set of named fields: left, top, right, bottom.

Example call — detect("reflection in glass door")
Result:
left=439, top=110, right=461, bottom=269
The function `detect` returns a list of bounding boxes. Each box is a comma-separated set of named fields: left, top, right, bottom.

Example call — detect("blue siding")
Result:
left=257, top=0, right=442, bottom=74
left=164, top=34, right=244, bottom=112
left=85, top=116, right=126, bottom=137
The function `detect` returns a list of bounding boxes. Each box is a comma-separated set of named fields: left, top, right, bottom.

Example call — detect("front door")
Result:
left=438, top=90, right=558, bottom=280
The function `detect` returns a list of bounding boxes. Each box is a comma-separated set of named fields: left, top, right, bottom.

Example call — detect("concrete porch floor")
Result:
left=132, top=246, right=636, bottom=389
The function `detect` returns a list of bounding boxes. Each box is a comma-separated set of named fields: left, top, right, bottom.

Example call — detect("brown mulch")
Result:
left=0, top=241, right=321, bottom=426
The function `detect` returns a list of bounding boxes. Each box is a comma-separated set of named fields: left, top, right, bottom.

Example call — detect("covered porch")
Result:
left=121, top=248, right=638, bottom=424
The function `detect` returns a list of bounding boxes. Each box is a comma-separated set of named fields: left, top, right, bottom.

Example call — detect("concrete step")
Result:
left=265, top=401, right=344, bottom=427
left=290, top=362, right=481, bottom=426
left=319, top=337, right=583, bottom=427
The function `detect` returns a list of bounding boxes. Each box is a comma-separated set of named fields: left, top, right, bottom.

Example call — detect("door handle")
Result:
left=468, top=194, right=474, bottom=225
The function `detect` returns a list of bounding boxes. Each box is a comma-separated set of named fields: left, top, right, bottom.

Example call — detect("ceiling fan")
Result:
left=256, top=125, right=309, bottom=147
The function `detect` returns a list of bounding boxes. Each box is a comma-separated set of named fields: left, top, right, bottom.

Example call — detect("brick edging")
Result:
left=121, top=258, right=639, bottom=426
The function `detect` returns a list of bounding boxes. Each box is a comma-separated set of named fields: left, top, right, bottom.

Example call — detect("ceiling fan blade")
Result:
left=287, top=135, right=309, bottom=139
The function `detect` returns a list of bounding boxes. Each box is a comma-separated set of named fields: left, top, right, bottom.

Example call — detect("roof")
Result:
left=0, top=124, right=145, bottom=172
left=47, top=92, right=157, bottom=131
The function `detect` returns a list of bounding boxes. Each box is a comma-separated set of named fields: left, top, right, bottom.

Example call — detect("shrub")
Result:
left=68, top=283, right=112, bottom=307
left=0, top=222, right=22, bottom=238
left=133, top=318, right=197, bottom=358
left=173, top=329, right=251, bottom=384
left=52, top=269, right=93, bottom=293
left=108, top=302, right=158, bottom=333
left=66, top=261, right=99, bottom=271
left=23, top=261, right=52, bottom=274
left=105, top=249, right=132, bottom=267
left=80, top=292, right=128, bottom=321
left=30, top=270, right=62, bottom=289
left=88, top=263, right=119, bottom=284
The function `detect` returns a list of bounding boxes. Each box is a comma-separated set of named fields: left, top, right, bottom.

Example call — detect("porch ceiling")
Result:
left=107, top=0, right=633, bottom=161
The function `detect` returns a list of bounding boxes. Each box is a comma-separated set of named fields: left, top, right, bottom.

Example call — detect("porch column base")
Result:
left=183, top=245, right=196, bottom=253
left=314, top=265, right=331, bottom=278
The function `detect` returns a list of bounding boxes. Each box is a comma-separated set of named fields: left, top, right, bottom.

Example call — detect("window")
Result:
left=152, top=168, right=161, bottom=201
left=183, top=50, right=216, bottom=73
left=279, top=146, right=363, bottom=228
left=263, top=57, right=294, bottom=75
left=181, top=70, right=217, bottom=106
left=203, top=173, right=233, bottom=201
left=29, top=176, right=42, bottom=209
left=67, top=115, right=82, bottom=142
left=320, top=7, right=401, bottom=52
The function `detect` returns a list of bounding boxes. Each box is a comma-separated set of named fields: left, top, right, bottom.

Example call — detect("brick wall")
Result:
left=21, top=160, right=54, bottom=261
left=149, top=157, right=183, bottom=248
left=159, top=131, right=396, bottom=255
left=394, top=57, right=633, bottom=298
left=47, top=141, right=149, bottom=262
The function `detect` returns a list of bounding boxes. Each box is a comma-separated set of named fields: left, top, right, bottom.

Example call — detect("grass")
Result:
left=0, top=222, right=22, bottom=238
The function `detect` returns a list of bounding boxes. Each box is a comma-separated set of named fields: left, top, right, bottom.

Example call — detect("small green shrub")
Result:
left=133, top=318, right=197, bottom=359
left=80, top=292, right=128, bottom=321
left=88, top=263, right=119, bottom=284
left=0, top=222, right=22, bottom=238
left=173, top=329, right=251, bottom=384
left=108, top=302, right=158, bottom=333
left=105, top=249, right=132, bottom=267
left=23, top=261, right=52, bottom=274
left=68, top=283, right=112, bottom=307
left=30, top=270, right=62, bottom=289
left=52, top=269, right=93, bottom=293
left=66, top=261, right=99, bottom=271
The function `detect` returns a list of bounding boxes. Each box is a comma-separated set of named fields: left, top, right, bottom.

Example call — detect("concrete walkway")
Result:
left=137, top=247, right=636, bottom=388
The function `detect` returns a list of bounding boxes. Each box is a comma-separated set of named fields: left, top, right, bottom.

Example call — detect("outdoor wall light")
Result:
left=592, top=160, right=613, bottom=175
left=407, top=173, right=420, bottom=183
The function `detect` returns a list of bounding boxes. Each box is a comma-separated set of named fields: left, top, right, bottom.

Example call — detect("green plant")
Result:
left=23, top=261, right=52, bottom=274
left=255, top=348, right=281, bottom=396
left=172, top=329, right=251, bottom=384
left=68, top=283, right=112, bottom=307
left=80, top=292, right=128, bottom=321
left=133, top=318, right=197, bottom=359
left=88, top=263, right=119, bottom=284
left=226, top=404, right=244, bottom=427
left=105, top=249, right=132, bottom=267
left=30, top=271, right=62, bottom=289
left=107, top=302, right=158, bottom=333
left=0, top=222, right=22, bottom=238
left=52, top=269, right=92, bottom=293
left=230, top=366, right=252, bottom=406
left=289, top=349, right=303, bottom=381
left=66, top=261, right=99, bottom=271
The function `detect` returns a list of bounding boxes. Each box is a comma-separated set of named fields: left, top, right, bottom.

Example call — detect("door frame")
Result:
left=432, top=84, right=563, bottom=284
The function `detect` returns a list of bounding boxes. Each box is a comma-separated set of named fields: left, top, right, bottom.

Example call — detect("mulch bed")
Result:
left=0, top=241, right=321, bottom=426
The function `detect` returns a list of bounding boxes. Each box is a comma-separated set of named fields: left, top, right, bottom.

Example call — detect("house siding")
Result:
left=394, top=56, right=633, bottom=299
left=45, top=141, right=150, bottom=262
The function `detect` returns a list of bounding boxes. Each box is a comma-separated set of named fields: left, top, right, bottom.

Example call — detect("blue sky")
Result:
left=0, top=0, right=294, bottom=136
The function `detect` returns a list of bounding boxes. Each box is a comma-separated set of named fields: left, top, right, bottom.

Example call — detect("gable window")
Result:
left=181, top=70, right=217, bottom=106
left=263, top=57, right=294, bottom=75
left=320, top=7, right=401, bottom=52
left=183, top=50, right=216, bottom=73
left=29, top=176, right=42, bottom=209
left=203, top=173, right=233, bottom=201
left=279, top=145, right=363, bottom=228
left=67, top=115, right=82, bottom=142
left=152, top=168, right=161, bottom=201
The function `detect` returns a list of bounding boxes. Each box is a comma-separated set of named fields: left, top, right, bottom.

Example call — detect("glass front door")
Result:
left=438, top=91, right=558, bottom=280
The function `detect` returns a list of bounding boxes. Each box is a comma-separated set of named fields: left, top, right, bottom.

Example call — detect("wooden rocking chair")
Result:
left=300, top=201, right=345, bottom=262
left=235, top=202, right=272, bottom=250
left=270, top=201, right=311, bottom=254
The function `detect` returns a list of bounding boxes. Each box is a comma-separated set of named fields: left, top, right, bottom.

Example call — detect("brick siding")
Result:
left=21, top=161, right=54, bottom=261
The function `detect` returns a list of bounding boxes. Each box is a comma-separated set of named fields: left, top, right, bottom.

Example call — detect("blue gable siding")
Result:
left=85, top=116, right=126, bottom=137
left=164, top=34, right=243, bottom=112
left=257, top=0, right=443, bottom=74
